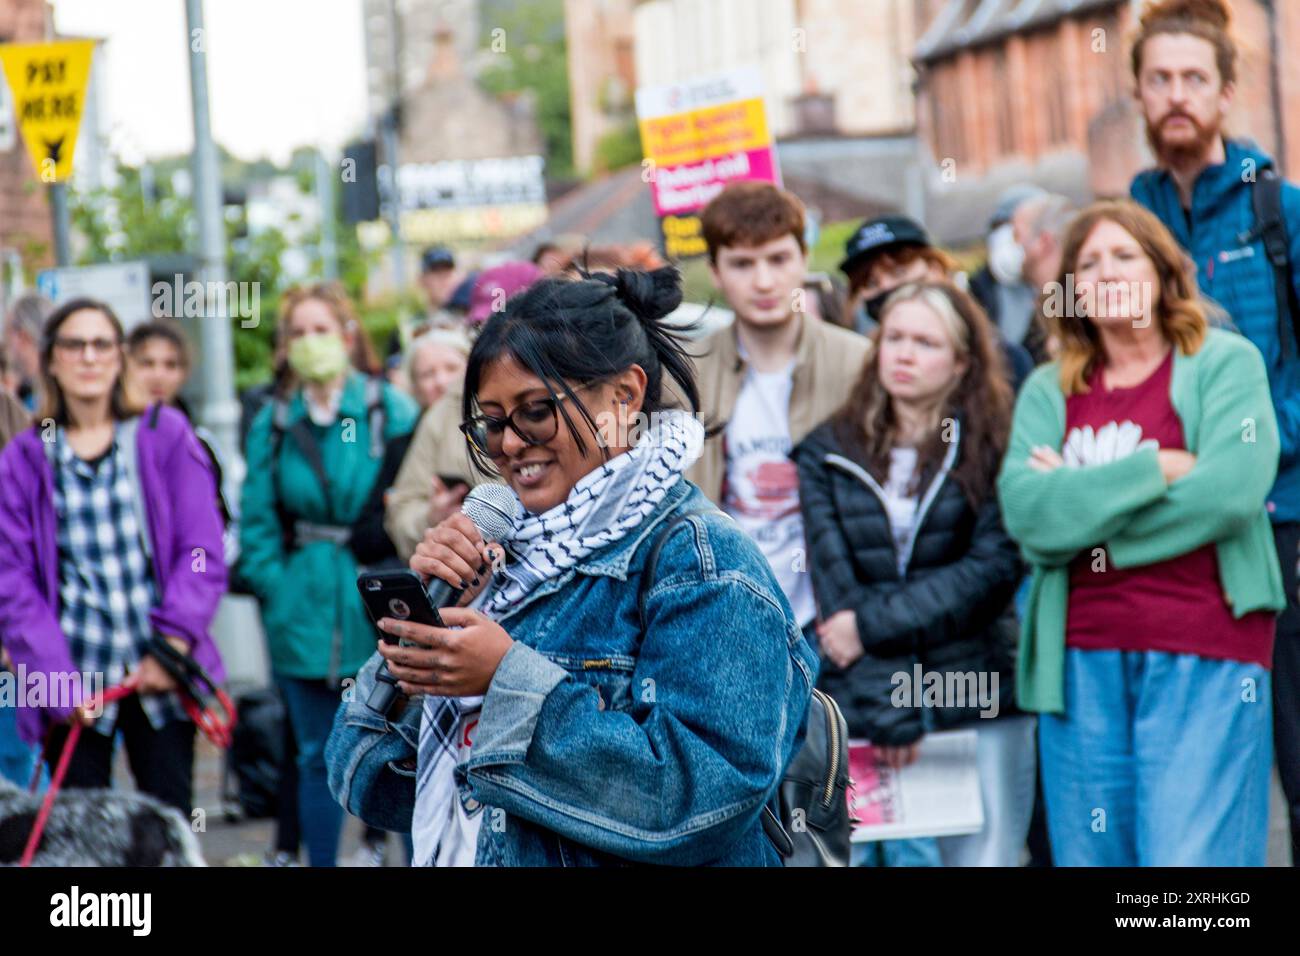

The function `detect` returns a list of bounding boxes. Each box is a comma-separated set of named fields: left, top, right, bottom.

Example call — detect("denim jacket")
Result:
left=326, top=479, right=817, bottom=866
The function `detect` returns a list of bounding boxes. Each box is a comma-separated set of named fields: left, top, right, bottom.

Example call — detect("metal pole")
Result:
left=384, top=0, right=407, bottom=300
left=42, top=0, right=72, bottom=269
left=185, top=0, right=239, bottom=462
left=316, top=150, right=339, bottom=280
left=381, top=115, right=406, bottom=292
left=49, top=182, right=72, bottom=266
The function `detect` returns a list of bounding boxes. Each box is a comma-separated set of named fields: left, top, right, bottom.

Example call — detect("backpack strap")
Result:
left=285, top=418, right=333, bottom=518
left=1251, top=169, right=1300, bottom=363
left=194, top=427, right=232, bottom=528
left=268, top=395, right=336, bottom=542
left=636, top=506, right=725, bottom=631
left=268, top=394, right=330, bottom=507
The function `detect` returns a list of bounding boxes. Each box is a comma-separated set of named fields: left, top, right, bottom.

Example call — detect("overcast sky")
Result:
left=53, top=0, right=371, bottom=165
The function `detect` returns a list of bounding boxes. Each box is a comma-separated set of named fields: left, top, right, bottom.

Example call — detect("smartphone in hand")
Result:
left=357, top=569, right=445, bottom=643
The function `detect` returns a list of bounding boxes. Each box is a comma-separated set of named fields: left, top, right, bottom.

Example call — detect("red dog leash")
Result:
left=21, top=678, right=139, bottom=866
left=20, top=644, right=237, bottom=867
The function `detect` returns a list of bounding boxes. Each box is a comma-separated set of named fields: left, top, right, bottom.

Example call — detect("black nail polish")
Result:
left=459, top=579, right=470, bottom=589
left=472, top=577, right=481, bottom=587
left=478, top=562, right=488, bottom=574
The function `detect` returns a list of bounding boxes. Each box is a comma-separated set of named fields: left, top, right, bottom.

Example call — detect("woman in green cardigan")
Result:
left=998, top=199, right=1283, bottom=866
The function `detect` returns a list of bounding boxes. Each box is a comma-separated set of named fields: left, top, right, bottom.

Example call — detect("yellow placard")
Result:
left=0, top=40, right=95, bottom=183
left=660, top=213, right=708, bottom=259
left=638, top=98, right=770, bottom=168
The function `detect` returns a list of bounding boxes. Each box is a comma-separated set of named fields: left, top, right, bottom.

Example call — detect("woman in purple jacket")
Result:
left=0, top=298, right=227, bottom=814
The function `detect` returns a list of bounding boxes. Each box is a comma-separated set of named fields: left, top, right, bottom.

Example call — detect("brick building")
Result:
left=565, top=0, right=637, bottom=176
left=624, top=0, right=926, bottom=225
left=913, top=0, right=1300, bottom=245
left=397, top=24, right=543, bottom=164
left=630, top=0, right=917, bottom=140
left=361, top=0, right=482, bottom=122
left=0, top=0, right=56, bottom=274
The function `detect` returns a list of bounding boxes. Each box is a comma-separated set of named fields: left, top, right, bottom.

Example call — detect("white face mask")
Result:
left=987, top=223, right=1026, bottom=286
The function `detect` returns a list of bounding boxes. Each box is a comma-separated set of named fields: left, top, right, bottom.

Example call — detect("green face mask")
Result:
left=287, top=333, right=349, bottom=383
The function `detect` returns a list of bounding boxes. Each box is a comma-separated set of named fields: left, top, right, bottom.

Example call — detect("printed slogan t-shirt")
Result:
left=1063, top=347, right=1274, bottom=667
left=722, top=361, right=816, bottom=628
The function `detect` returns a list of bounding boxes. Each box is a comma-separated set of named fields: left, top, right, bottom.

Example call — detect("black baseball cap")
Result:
left=449, top=270, right=478, bottom=312
left=421, top=245, right=456, bottom=273
left=839, top=215, right=932, bottom=277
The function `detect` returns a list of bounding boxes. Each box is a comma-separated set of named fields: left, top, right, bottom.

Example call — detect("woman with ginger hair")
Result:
left=998, top=199, right=1283, bottom=866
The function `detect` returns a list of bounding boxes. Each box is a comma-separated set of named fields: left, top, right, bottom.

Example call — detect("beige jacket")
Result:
left=686, top=315, right=871, bottom=504
left=0, top=391, right=30, bottom=451
left=383, top=386, right=496, bottom=560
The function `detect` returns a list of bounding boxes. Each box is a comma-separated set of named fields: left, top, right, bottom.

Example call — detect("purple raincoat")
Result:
left=0, top=405, right=227, bottom=744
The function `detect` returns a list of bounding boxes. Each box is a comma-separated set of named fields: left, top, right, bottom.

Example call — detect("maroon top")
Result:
left=1063, top=348, right=1274, bottom=667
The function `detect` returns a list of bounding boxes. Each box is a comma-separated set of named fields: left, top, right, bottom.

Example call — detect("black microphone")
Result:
left=367, top=484, right=519, bottom=716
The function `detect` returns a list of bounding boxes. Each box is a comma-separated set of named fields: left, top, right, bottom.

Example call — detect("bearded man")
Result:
left=1129, top=0, right=1300, bottom=866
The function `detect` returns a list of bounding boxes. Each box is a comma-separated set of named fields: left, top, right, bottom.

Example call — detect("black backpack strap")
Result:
left=1251, top=169, right=1300, bottom=362
left=267, top=394, right=333, bottom=516
left=196, top=431, right=232, bottom=528
left=267, top=395, right=335, bottom=544
left=285, top=418, right=333, bottom=518
left=636, top=506, right=725, bottom=631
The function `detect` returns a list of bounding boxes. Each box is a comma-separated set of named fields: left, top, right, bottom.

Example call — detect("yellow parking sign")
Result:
left=0, top=39, right=95, bottom=183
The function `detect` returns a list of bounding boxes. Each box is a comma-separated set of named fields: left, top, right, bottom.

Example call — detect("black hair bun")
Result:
left=597, top=266, right=683, bottom=323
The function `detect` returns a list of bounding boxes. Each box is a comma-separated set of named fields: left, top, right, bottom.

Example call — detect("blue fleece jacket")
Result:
left=1132, top=138, right=1300, bottom=524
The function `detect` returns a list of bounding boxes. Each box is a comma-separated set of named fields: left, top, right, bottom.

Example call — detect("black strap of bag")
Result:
left=635, top=506, right=850, bottom=865
left=267, top=378, right=389, bottom=549
left=1249, top=169, right=1300, bottom=363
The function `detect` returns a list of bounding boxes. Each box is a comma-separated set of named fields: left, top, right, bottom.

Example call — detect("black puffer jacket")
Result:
left=793, top=418, right=1022, bottom=745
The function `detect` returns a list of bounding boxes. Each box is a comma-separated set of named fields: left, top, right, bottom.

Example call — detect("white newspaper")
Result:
left=847, top=729, right=984, bottom=843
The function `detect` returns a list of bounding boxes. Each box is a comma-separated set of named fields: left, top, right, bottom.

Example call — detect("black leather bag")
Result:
left=639, top=508, right=853, bottom=867
left=762, top=687, right=852, bottom=867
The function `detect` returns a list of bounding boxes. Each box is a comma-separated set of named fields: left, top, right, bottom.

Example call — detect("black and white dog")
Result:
left=0, top=776, right=205, bottom=866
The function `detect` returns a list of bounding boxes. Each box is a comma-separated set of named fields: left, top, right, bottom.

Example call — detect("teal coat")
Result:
left=239, top=372, right=417, bottom=682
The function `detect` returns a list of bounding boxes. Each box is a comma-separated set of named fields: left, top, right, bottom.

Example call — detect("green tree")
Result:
left=478, top=0, right=572, bottom=177
left=69, top=157, right=386, bottom=391
left=593, top=121, right=643, bottom=174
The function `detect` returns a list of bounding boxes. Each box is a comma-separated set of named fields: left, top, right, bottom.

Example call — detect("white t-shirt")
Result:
left=881, top=446, right=920, bottom=576
left=722, top=362, right=817, bottom=627
left=412, top=589, right=489, bottom=868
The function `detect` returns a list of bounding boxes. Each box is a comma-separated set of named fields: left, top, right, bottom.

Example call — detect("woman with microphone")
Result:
left=327, top=267, right=817, bottom=866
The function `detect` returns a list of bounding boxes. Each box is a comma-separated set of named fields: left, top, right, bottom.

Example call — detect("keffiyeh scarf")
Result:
left=412, top=409, right=705, bottom=866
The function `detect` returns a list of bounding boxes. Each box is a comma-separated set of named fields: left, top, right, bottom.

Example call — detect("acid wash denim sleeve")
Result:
left=463, top=503, right=817, bottom=867
left=325, top=650, right=422, bottom=833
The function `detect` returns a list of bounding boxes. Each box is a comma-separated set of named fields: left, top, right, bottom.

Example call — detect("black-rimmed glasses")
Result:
left=460, top=385, right=596, bottom=458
